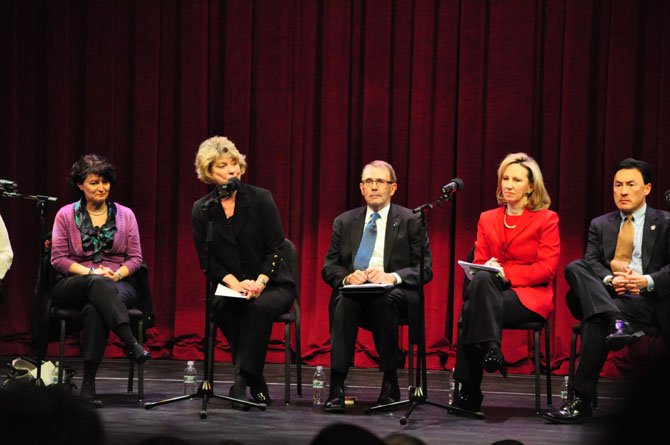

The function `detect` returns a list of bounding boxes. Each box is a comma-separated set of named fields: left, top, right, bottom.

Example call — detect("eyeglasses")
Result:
left=361, top=178, right=395, bottom=187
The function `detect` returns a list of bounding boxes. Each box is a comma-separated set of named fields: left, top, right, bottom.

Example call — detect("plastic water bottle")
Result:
left=560, top=376, right=569, bottom=402
left=51, top=362, right=60, bottom=386
left=448, top=368, right=456, bottom=404
left=183, top=361, right=198, bottom=395
left=312, top=365, right=326, bottom=406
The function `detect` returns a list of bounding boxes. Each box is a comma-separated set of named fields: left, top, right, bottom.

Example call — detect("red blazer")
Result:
left=474, top=206, right=560, bottom=319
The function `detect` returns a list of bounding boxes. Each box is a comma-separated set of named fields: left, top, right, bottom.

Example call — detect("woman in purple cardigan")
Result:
left=51, top=154, right=150, bottom=404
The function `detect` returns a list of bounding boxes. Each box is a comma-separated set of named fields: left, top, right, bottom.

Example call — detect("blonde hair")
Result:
left=194, top=136, right=247, bottom=184
left=496, top=152, right=551, bottom=210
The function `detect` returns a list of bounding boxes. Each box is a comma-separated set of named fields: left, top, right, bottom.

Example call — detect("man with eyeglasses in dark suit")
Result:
left=321, top=160, right=433, bottom=413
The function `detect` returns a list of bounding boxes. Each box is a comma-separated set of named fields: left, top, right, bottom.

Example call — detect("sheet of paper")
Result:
left=215, top=283, right=251, bottom=299
left=457, top=260, right=501, bottom=280
left=342, top=283, right=395, bottom=290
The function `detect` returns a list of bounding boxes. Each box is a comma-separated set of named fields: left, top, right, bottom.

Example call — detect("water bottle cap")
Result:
left=187, top=360, right=194, bottom=366
left=316, top=365, right=323, bottom=371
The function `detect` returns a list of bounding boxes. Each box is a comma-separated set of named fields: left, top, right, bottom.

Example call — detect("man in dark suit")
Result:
left=544, top=158, right=670, bottom=424
left=321, top=160, right=432, bottom=413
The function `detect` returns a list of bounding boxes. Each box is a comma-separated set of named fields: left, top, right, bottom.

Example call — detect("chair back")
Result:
left=280, top=238, right=299, bottom=292
left=31, top=231, right=60, bottom=353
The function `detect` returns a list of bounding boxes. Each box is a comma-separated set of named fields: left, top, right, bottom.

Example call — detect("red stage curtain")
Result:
left=1, top=0, right=668, bottom=378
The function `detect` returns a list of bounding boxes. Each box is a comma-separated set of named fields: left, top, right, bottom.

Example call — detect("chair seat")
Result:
left=505, top=321, right=544, bottom=331
left=52, top=306, right=144, bottom=321
left=275, top=312, right=296, bottom=324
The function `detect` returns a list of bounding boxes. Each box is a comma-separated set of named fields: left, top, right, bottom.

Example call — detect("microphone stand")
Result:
left=2, top=190, right=57, bottom=386
left=144, top=190, right=265, bottom=417
left=366, top=190, right=464, bottom=424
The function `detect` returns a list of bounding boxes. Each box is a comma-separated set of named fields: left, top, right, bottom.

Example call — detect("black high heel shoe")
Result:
left=483, top=348, right=508, bottom=377
left=128, top=342, right=151, bottom=364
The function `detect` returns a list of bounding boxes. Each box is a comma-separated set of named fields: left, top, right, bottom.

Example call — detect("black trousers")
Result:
left=214, top=284, right=295, bottom=378
left=454, top=272, right=542, bottom=389
left=329, top=287, right=408, bottom=376
left=565, top=259, right=657, bottom=400
left=51, top=275, right=137, bottom=363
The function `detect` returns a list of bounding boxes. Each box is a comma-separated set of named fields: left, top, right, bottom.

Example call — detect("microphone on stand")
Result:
left=441, top=178, right=464, bottom=197
left=215, top=177, right=241, bottom=199
left=0, top=179, right=18, bottom=192
left=202, top=178, right=241, bottom=211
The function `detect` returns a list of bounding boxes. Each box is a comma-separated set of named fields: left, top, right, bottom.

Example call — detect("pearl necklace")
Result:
left=87, top=207, right=107, bottom=216
left=503, top=208, right=518, bottom=229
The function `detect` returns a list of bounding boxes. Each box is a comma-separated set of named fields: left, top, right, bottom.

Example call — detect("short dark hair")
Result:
left=612, top=158, right=652, bottom=185
left=70, top=154, right=117, bottom=191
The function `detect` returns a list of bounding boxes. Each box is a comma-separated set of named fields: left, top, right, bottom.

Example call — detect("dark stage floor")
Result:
left=7, top=358, right=637, bottom=445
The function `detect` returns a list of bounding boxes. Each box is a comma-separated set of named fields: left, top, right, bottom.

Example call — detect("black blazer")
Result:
left=191, top=182, right=294, bottom=289
left=322, top=203, right=433, bottom=338
left=584, top=205, right=670, bottom=336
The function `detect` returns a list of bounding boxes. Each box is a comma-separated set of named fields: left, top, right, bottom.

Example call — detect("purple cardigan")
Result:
left=51, top=201, right=143, bottom=276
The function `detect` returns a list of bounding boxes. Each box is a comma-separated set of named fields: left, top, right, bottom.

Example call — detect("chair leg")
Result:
left=533, top=329, right=540, bottom=414
left=138, top=320, right=144, bottom=401
left=408, top=343, right=414, bottom=387
left=295, top=307, right=302, bottom=398
left=568, top=330, right=578, bottom=402
left=284, top=322, right=291, bottom=405
left=58, top=319, right=66, bottom=384
left=128, top=357, right=135, bottom=394
left=544, top=321, right=552, bottom=406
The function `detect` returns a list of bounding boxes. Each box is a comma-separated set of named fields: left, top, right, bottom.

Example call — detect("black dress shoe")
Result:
left=250, top=378, right=272, bottom=405
left=447, top=384, right=484, bottom=419
left=80, top=381, right=103, bottom=407
left=543, top=395, right=592, bottom=424
left=375, top=378, right=401, bottom=406
left=483, top=347, right=508, bottom=377
left=128, top=342, right=151, bottom=364
left=606, top=319, right=633, bottom=351
left=229, top=385, right=250, bottom=411
left=323, top=385, right=346, bottom=413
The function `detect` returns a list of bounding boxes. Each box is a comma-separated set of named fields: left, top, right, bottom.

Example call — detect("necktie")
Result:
left=613, top=215, right=634, bottom=264
left=353, top=212, right=381, bottom=270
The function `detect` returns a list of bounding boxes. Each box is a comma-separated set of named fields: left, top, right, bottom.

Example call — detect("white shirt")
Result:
left=0, top=214, right=13, bottom=280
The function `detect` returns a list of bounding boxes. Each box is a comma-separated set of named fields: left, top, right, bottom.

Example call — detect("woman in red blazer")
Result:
left=450, top=153, right=560, bottom=418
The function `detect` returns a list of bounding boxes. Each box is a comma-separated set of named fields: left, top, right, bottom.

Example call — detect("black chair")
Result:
left=33, top=233, right=151, bottom=402
left=459, top=246, right=553, bottom=414
left=51, top=306, right=146, bottom=400
left=273, top=239, right=302, bottom=404
left=565, top=289, right=660, bottom=407
left=456, top=312, right=552, bottom=414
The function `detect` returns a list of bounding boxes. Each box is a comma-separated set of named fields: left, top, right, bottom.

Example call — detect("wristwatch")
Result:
left=258, top=277, right=268, bottom=286
left=604, top=276, right=614, bottom=287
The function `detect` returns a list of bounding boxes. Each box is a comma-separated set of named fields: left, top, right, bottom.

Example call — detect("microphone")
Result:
left=665, top=189, right=670, bottom=205
left=216, top=177, right=241, bottom=199
left=0, top=179, right=18, bottom=192
left=202, top=178, right=241, bottom=211
left=441, top=178, right=464, bottom=196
